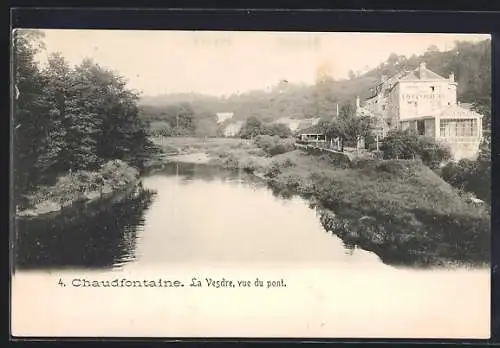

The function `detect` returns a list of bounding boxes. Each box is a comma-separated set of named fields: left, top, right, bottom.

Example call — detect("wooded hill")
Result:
left=139, top=38, right=491, bottom=133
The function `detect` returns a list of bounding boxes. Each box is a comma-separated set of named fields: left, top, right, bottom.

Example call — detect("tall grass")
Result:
left=21, top=160, right=140, bottom=212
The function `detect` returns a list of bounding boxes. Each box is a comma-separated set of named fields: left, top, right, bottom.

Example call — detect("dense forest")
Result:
left=139, top=38, right=491, bottom=136
left=12, top=30, right=156, bottom=207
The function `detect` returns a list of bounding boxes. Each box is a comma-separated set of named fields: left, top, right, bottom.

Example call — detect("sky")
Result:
left=35, top=30, right=490, bottom=97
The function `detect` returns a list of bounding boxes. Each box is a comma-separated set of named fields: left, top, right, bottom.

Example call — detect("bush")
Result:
left=254, top=135, right=294, bottom=156
left=417, top=137, right=452, bottom=169
left=222, top=154, right=240, bottom=169
left=380, top=129, right=451, bottom=168
left=281, top=158, right=296, bottom=168
left=247, top=148, right=267, bottom=157
left=264, top=160, right=283, bottom=178
left=267, top=123, right=293, bottom=138
left=242, top=160, right=258, bottom=173
left=441, top=158, right=490, bottom=203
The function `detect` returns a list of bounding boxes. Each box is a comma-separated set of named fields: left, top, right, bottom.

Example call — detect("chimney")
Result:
left=419, top=62, right=426, bottom=75
left=356, top=96, right=360, bottom=109
left=449, top=72, right=455, bottom=82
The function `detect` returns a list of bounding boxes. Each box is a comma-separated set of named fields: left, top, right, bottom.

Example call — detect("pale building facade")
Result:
left=358, top=62, right=483, bottom=160
left=216, top=112, right=234, bottom=123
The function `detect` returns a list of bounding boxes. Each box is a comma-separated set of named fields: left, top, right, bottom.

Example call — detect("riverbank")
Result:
left=154, top=137, right=490, bottom=267
left=16, top=160, right=141, bottom=218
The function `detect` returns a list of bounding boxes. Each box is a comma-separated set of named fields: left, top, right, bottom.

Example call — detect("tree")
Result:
left=40, top=53, right=73, bottom=175
left=426, top=45, right=440, bottom=54
left=380, top=129, right=451, bottom=167
left=239, top=116, right=263, bottom=139
left=13, top=31, right=158, bottom=210
left=12, top=29, right=49, bottom=203
left=441, top=157, right=490, bottom=203
left=268, top=123, right=292, bottom=138
left=380, top=129, right=421, bottom=160
left=472, top=96, right=491, bottom=134
left=194, top=115, right=218, bottom=138
left=417, top=136, right=452, bottom=169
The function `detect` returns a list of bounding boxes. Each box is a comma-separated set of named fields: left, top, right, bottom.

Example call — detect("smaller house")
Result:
left=297, top=124, right=327, bottom=143
left=216, top=112, right=234, bottom=124
left=224, top=121, right=244, bottom=137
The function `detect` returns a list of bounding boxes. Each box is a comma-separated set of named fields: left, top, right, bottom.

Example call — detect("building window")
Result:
left=424, top=119, right=435, bottom=137
left=417, top=120, right=425, bottom=135
left=430, top=86, right=435, bottom=92
left=440, top=119, right=478, bottom=137
left=472, top=119, right=478, bottom=136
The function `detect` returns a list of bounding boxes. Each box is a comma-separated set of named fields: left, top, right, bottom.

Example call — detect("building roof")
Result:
left=296, top=118, right=320, bottom=131
left=399, top=63, right=447, bottom=81
left=366, top=63, right=448, bottom=100
left=438, top=104, right=483, bottom=119
left=298, top=124, right=325, bottom=135
left=459, top=102, right=474, bottom=110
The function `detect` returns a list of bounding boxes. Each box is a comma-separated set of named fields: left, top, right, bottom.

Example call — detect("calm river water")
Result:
left=11, top=161, right=491, bottom=338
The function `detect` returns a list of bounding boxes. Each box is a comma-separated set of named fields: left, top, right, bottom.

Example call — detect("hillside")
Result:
left=139, top=38, right=491, bottom=133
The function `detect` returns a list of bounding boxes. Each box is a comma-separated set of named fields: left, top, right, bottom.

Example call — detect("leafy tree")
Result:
left=268, top=123, right=292, bottom=138
left=426, top=45, right=440, bottom=54
left=12, top=29, right=49, bottom=202
left=39, top=53, right=72, bottom=175
left=381, top=129, right=451, bottom=167
left=380, top=129, right=421, bottom=160
left=13, top=30, right=158, bottom=208
left=417, top=136, right=452, bottom=169
left=321, top=103, right=375, bottom=150
left=194, top=113, right=219, bottom=137
left=239, top=116, right=263, bottom=139
left=441, top=158, right=490, bottom=203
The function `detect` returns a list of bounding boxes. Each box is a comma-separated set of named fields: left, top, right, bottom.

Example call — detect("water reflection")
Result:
left=14, top=186, right=156, bottom=272
left=134, top=162, right=385, bottom=266
left=14, top=160, right=481, bottom=272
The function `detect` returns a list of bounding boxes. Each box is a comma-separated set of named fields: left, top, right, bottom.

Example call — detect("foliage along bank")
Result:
left=205, top=137, right=489, bottom=267
left=264, top=149, right=490, bottom=267
left=13, top=30, right=159, bottom=211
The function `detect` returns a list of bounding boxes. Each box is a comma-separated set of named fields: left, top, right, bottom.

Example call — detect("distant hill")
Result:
left=139, top=38, right=491, bottom=127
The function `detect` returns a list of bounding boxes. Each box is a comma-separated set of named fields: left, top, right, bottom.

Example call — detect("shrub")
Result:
left=264, top=160, right=283, bottom=178
left=441, top=158, right=490, bottom=203
left=281, top=158, right=296, bottom=168
left=380, top=129, right=451, bottom=168
left=242, top=160, right=258, bottom=173
left=248, top=148, right=267, bottom=157
left=254, top=135, right=294, bottom=156
left=284, top=173, right=304, bottom=189
left=267, top=123, right=293, bottom=138
left=222, top=154, right=240, bottom=169
left=417, top=137, right=452, bottom=169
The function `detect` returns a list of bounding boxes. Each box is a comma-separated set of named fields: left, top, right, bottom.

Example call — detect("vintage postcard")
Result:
left=11, top=29, right=491, bottom=338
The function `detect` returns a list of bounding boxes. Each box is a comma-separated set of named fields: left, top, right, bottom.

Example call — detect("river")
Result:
left=11, top=160, right=490, bottom=338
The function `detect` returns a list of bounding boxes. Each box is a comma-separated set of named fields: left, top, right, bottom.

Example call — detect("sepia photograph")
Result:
left=11, top=29, right=491, bottom=338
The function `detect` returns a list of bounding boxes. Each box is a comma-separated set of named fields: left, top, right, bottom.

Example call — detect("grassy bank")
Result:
left=149, top=136, right=274, bottom=172
left=155, top=136, right=490, bottom=267
left=17, top=160, right=140, bottom=217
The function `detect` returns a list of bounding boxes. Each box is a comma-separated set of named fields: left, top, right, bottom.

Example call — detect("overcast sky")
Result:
left=35, top=30, right=490, bottom=97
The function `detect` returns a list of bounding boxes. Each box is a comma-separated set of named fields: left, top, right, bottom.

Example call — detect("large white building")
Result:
left=357, top=62, right=484, bottom=160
